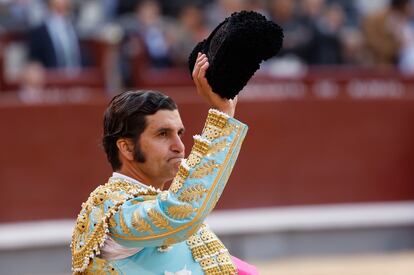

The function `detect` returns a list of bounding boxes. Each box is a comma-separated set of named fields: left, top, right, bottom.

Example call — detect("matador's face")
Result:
left=133, top=109, right=185, bottom=186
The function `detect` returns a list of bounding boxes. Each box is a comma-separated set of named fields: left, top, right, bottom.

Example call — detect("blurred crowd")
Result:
left=0, top=0, right=414, bottom=98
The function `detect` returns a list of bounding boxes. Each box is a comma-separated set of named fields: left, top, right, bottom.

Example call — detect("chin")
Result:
left=165, top=161, right=181, bottom=180
left=173, top=166, right=180, bottom=176
left=170, top=166, right=180, bottom=177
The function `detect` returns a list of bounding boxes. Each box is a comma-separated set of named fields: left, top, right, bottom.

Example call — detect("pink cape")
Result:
left=231, top=256, right=259, bottom=275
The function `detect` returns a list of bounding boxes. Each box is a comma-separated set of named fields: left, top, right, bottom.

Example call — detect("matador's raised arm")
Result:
left=71, top=109, right=247, bottom=271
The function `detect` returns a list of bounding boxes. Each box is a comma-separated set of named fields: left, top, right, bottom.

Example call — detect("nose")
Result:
left=171, top=134, right=185, bottom=155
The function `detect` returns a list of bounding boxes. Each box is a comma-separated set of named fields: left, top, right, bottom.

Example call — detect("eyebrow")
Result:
left=156, top=127, right=185, bottom=134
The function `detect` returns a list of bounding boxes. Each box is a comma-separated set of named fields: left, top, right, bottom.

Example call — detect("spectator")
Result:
left=170, top=4, right=209, bottom=66
left=0, top=0, right=46, bottom=31
left=312, top=3, right=345, bottom=64
left=76, top=0, right=119, bottom=38
left=27, top=0, right=83, bottom=72
left=119, top=0, right=174, bottom=68
left=268, top=0, right=308, bottom=61
left=397, top=1, right=414, bottom=74
left=327, top=0, right=358, bottom=27
left=362, top=0, right=413, bottom=67
left=298, top=0, right=344, bottom=64
left=340, top=25, right=366, bottom=65
left=17, top=61, right=47, bottom=103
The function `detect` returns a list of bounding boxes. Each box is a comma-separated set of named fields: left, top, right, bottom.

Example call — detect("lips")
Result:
left=169, top=157, right=184, bottom=163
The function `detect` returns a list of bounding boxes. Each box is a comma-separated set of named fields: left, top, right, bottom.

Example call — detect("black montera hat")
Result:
left=188, top=10, right=284, bottom=99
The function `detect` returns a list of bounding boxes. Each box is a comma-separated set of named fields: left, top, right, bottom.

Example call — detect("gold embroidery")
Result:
left=205, top=110, right=228, bottom=128
left=72, top=222, right=106, bottom=272
left=132, top=211, right=153, bottom=233
left=148, top=209, right=173, bottom=230
left=170, top=163, right=190, bottom=193
left=187, top=235, right=209, bottom=261
left=217, top=252, right=233, bottom=266
left=178, top=184, right=208, bottom=202
left=220, top=123, right=235, bottom=137
left=186, top=136, right=211, bottom=168
left=170, top=177, right=184, bottom=194
left=201, top=110, right=232, bottom=141
left=191, top=160, right=219, bottom=179
left=187, top=227, right=237, bottom=275
left=204, top=266, right=221, bottom=274
left=193, top=137, right=210, bottom=154
left=118, top=208, right=133, bottom=236
left=202, top=125, right=222, bottom=141
left=216, top=251, right=237, bottom=275
left=92, top=187, right=110, bottom=205
left=206, top=239, right=225, bottom=255
left=130, top=199, right=142, bottom=205
left=200, top=257, right=218, bottom=269
left=186, top=153, right=202, bottom=168
left=109, top=216, right=117, bottom=228
left=203, top=122, right=235, bottom=141
left=76, top=213, right=89, bottom=233
left=167, top=204, right=194, bottom=219
left=208, top=139, right=228, bottom=156
left=83, top=257, right=119, bottom=274
left=178, top=163, right=190, bottom=178
left=92, top=208, right=104, bottom=223
left=97, top=123, right=245, bottom=242
left=106, top=181, right=140, bottom=193
left=110, top=192, right=128, bottom=203
left=72, top=180, right=159, bottom=272
left=141, top=195, right=157, bottom=201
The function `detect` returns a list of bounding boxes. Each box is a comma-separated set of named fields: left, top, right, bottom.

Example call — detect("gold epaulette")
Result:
left=71, top=181, right=159, bottom=273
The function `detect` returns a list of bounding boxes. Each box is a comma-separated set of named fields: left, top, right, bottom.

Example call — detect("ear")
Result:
left=116, top=138, right=135, bottom=161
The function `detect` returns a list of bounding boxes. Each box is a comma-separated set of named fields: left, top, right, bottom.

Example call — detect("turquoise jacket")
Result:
left=71, top=109, right=248, bottom=274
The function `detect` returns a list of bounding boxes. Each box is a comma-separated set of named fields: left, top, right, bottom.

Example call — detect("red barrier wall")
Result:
left=1, top=84, right=414, bottom=222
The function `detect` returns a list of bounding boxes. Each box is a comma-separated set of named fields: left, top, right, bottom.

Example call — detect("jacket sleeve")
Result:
left=108, top=109, right=248, bottom=248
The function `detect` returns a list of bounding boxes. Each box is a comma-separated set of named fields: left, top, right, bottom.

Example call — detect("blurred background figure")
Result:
left=118, top=0, right=175, bottom=86
left=362, top=0, right=414, bottom=70
left=76, top=0, right=119, bottom=38
left=0, top=0, right=46, bottom=31
left=119, top=0, right=173, bottom=68
left=392, top=0, right=414, bottom=74
left=17, top=61, right=46, bottom=103
left=297, top=0, right=344, bottom=65
left=169, top=3, right=209, bottom=66
left=268, top=0, right=306, bottom=62
left=27, top=0, right=82, bottom=72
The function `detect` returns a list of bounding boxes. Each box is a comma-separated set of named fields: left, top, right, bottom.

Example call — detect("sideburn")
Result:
left=133, top=138, right=146, bottom=163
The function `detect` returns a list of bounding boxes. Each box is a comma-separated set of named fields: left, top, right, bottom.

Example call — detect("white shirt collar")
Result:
left=109, top=172, right=150, bottom=190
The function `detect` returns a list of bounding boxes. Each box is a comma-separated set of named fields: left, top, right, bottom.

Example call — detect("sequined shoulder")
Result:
left=71, top=181, right=158, bottom=273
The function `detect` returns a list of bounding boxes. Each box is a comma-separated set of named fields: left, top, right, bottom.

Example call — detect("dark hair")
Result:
left=102, top=90, right=177, bottom=170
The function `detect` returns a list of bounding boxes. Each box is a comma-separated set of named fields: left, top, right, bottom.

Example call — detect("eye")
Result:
left=159, top=131, right=168, bottom=137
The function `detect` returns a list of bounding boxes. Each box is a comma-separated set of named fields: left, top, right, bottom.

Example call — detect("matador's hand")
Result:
left=192, top=53, right=237, bottom=117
